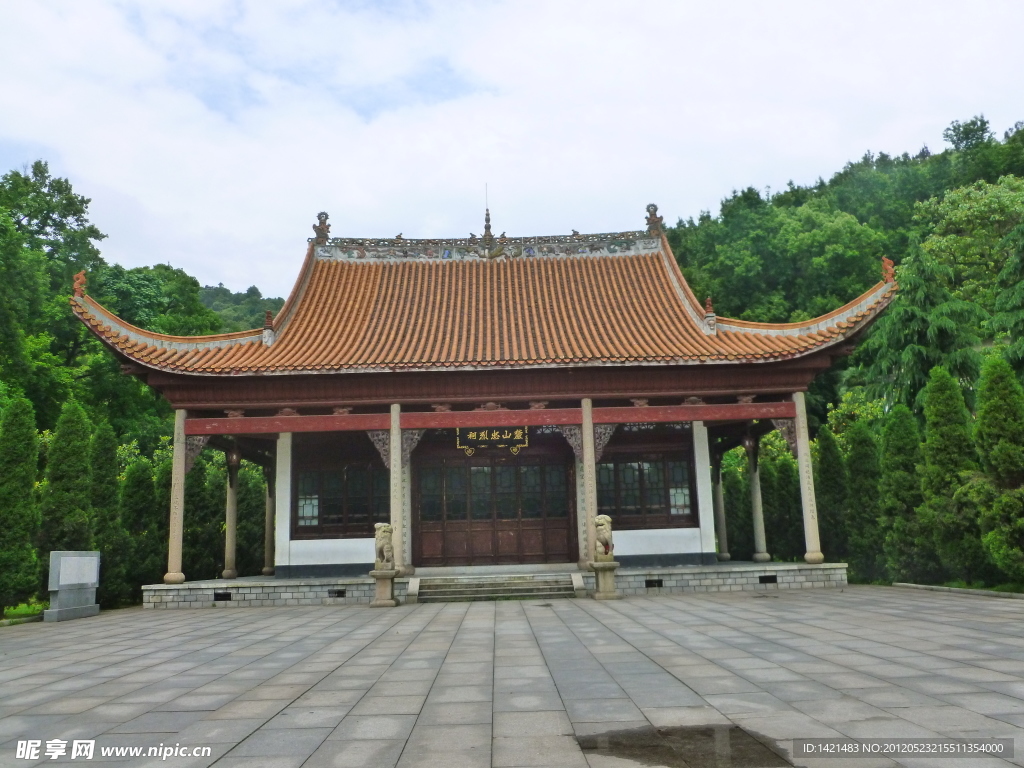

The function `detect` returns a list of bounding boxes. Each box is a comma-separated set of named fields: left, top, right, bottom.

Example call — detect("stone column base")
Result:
left=369, top=569, right=399, bottom=607
left=261, top=566, right=275, bottom=576
left=44, top=604, right=99, bottom=622
left=590, top=561, right=621, bottom=600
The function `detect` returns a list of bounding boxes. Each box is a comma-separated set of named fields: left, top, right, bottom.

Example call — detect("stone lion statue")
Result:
left=595, top=515, right=614, bottom=558
left=374, top=522, right=394, bottom=569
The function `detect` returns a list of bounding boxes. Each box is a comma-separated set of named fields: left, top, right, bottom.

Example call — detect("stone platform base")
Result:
left=142, top=562, right=846, bottom=609
left=584, top=562, right=848, bottom=597
left=143, top=576, right=407, bottom=609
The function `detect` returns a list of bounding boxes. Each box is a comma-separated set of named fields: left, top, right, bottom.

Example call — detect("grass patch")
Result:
left=3, top=600, right=48, bottom=619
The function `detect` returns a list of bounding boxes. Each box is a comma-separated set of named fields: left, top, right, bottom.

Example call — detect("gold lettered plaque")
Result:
left=456, top=427, right=529, bottom=456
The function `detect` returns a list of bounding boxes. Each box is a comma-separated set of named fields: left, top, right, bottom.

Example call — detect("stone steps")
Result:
left=413, top=573, right=580, bottom=603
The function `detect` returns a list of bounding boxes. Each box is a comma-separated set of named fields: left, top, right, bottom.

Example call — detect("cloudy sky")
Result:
left=2, top=1, right=1022, bottom=297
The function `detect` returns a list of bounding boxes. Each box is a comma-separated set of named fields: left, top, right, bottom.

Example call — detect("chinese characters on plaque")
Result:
left=456, top=427, right=529, bottom=456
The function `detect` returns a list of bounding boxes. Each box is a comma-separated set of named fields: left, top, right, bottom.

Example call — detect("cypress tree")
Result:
left=863, top=244, right=986, bottom=411
left=922, top=366, right=988, bottom=582
left=774, top=456, right=804, bottom=561
left=844, top=420, right=883, bottom=581
left=722, top=450, right=752, bottom=560
left=121, top=458, right=161, bottom=594
left=91, top=421, right=131, bottom=607
left=38, top=400, right=93, bottom=594
left=879, top=406, right=939, bottom=582
left=813, top=425, right=848, bottom=561
left=149, top=455, right=172, bottom=582
left=236, top=463, right=267, bottom=576
left=183, top=455, right=224, bottom=581
left=974, top=356, right=1024, bottom=489
left=973, top=355, right=1024, bottom=580
left=0, top=397, right=40, bottom=612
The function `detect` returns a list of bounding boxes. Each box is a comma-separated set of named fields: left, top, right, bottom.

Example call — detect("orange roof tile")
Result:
left=71, top=223, right=896, bottom=377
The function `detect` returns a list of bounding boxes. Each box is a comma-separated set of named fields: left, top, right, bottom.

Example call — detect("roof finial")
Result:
left=313, top=212, right=331, bottom=245
left=73, top=270, right=87, bottom=298
left=646, top=203, right=663, bottom=234
left=264, top=310, right=273, bottom=329
left=882, top=256, right=896, bottom=284
left=703, top=296, right=717, bottom=335
left=484, top=207, right=493, bottom=244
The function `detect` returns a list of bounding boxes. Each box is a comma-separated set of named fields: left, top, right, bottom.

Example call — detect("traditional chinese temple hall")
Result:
left=72, top=205, right=894, bottom=605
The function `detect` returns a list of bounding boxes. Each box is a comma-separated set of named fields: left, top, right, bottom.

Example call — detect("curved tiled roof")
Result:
left=71, top=231, right=896, bottom=376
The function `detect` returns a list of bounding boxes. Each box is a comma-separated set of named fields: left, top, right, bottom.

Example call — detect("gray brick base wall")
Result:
left=142, top=563, right=847, bottom=608
left=143, top=577, right=408, bottom=609
left=596, top=563, right=848, bottom=596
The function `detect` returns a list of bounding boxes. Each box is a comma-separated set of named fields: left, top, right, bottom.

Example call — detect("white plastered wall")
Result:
left=613, top=528, right=703, bottom=556
left=289, top=538, right=374, bottom=565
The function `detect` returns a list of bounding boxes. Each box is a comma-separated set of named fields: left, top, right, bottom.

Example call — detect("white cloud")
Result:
left=1, top=0, right=1022, bottom=298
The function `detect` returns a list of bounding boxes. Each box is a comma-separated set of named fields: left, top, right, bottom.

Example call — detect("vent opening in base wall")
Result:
left=328, top=589, right=347, bottom=598
left=213, top=591, right=232, bottom=601
left=645, top=579, right=664, bottom=588
left=758, top=575, right=778, bottom=584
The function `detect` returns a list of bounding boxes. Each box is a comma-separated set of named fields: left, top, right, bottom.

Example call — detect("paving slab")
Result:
left=4, top=588, right=1024, bottom=766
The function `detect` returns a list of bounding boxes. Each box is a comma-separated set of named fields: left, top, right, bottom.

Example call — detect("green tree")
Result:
left=920, top=367, right=988, bottom=582
left=879, top=406, right=939, bottom=582
left=120, top=458, right=161, bottom=595
left=844, top=420, right=883, bottom=581
left=236, top=463, right=268, bottom=576
left=758, top=431, right=803, bottom=561
left=774, top=456, right=804, bottom=561
left=975, top=356, right=1024, bottom=489
left=0, top=397, right=40, bottom=612
left=90, top=421, right=131, bottom=607
left=917, top=175, right=1024, bottom=312
left=722, top=449, right=752, bottom=560
left=861, top=245, right=987, bottom=411
left=182, top=455, right=225, bottom=581
left=971, top=356, right=1024, bottom=580
left=813, top=425, right=848, bottom=561
left=993, top=223, right=1024, bottom=372
left=824, top=391, right=885, bottom=452
left=38, top=400, right=93, bottom=593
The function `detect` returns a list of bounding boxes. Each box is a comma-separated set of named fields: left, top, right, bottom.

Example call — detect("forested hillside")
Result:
left=2, top=115, right=1024, bottom=615
left=200, top=284, right=285, bottom=333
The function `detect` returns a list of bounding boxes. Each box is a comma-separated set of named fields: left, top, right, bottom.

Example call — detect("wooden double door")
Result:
left=413, top=455, right=576, bottom=566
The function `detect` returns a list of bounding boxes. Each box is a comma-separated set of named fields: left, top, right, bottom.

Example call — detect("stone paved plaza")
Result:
left=3, top=586, right=1024, bottom=767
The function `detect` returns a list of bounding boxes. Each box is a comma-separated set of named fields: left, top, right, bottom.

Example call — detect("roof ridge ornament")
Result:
left=313, top=212, right=331, bottom=245
left=703, top=296, right=717, bottom=335
left=73, top=270, right=87, bottom=298
left=262, top=309, right=276, bottom=346
left=646, top=203, right=663, bottom=235
left=882, top=256, right=896, bottom=284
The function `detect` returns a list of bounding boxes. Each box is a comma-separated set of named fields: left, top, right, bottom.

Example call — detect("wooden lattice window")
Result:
left=596, top=454, right=696, bottom=529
